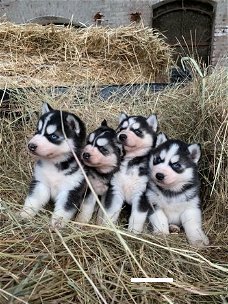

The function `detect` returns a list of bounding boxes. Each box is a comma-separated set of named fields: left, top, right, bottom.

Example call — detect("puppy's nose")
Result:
left=82, top=152, right=90, bottom=160
left=118, top=134, right=127, bottom=142
left=156, top=173, right=165, bottom=181
left=28, top=143, right=37, bottom=152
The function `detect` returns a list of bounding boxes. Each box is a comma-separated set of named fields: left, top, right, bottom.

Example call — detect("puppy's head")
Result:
left=82, top=120, right=122, bottom=173
left=149, top=135, right=201, bottom=192
left=27, top=103, right=86, bottom=161
left=116, top=113, right=158, bottom=157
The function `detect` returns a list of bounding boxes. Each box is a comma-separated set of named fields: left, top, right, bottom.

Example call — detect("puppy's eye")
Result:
left=153, top=156, right=162, bottom=165
left=134, top=129, right=142, bottom=136
left=50, top=134, right=58, bottom=140
left=171, top=162, right=181, bottom=170
left=99, top=146, right=109, bottom=154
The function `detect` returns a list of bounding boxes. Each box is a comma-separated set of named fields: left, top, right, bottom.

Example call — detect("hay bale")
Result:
left=0, top=65, right=227, bottom=303
left=0, top=22, right=172, bottom=88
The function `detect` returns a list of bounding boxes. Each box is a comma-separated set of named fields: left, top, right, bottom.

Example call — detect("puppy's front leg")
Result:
left=51, top=189, right=81, bottom=229
left=97, top=186, right=123, bottom=226
left=76, top=189, right=96, bottom=224
left=20, top=179, right=50, bottom=219
left=128, top=195, right=149, bottom=234
left=181, top=208, right=209, bottom=246
left=149, top=209, right=169, bottom=235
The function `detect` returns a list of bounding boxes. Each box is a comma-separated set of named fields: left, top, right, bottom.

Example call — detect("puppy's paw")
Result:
left=169, top=224, right=181, bottom=234
left=76, top=214, right=90, bottom=224
left=19, top=209, right=35, bottom=219
left=50, top=217, right=65, bottom=230
left=188, top=234, right=209, bottom=247
left=128, top=226, right=142, bottom=234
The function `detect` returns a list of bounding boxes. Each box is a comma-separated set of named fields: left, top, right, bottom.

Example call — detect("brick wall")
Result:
left=211, top=0, right=228, bottom=66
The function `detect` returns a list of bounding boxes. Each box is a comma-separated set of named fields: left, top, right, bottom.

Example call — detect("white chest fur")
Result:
left=147, top=183, right=199, bottom=225
left=112, top=159, right=148, bottom=203
left=89, top=175, right=108, bottom=196
left=34, top=161, right=83, bottom=199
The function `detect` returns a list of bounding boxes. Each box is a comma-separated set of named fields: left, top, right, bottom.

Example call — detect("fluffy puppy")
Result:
left=147, top=133, right=209, bottom=246
left=76, top=120, right=122, bottom=224
left=98, top=113, right=158, bottom=233
left=20, top=103, right=86, bottom=228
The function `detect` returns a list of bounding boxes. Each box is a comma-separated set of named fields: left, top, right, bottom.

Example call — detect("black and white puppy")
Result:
left=20, top=103, right=86, bottom=228
left=76, top=120, right=122, bottom=224
left=98, top=113, right=158, bottom=234
left=147, top=133, right=209, bottom=246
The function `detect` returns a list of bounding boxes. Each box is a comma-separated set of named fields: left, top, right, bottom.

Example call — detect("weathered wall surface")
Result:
left=0, top=0, right=227, bottom=66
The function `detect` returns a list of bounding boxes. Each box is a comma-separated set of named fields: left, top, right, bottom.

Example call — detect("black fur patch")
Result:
left=88, top=168, right=113, bottom=185
left=127, top=156, right=149, bottom=176
left=55, top=156, right=74, bottom=171
left=103, top=185, right=116, bottom=209
left=156, top=183, right=199, bottom=199
left=138, top=191, right=150, bottom=212
left=28, top=179, right=39, bottom=196
left=64, top=180, right=86, bottom=211
left=37, top=160, right=42, bottom=167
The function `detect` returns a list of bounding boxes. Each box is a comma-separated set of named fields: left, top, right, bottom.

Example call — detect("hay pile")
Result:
left=0, top=22, right=172, bottom=88
left=0, top=64, right=227, bottom=303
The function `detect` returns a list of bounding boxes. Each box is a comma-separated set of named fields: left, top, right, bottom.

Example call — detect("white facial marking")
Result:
left=128, top=117, right=136, bottom=125
left=165, top=144, right=179, bottom=162
left=46, top=124, right=57, bottom=135
left=132, top=122, right=140, bottom=130
left=41, top=113, right=54, bottom=135
left=38, top=120, right=43, bottom=131
left=89, top=133, right=95, bottom=143
left=159, top=144, right=179, bottom=165
left=97, top=138, right=108, bottom=146
left=160, top=149, right=167, bottom=160
left=170, top=155, right=180, bottom=163
left=122, top=121, right=129, bottom=128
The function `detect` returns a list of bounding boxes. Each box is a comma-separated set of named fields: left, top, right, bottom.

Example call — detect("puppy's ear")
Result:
left=147, top=114, right=158, bottom=132
left=101, top=119, right=108, bottom=127
left=66, top=114, right=80, bottom=134
left=188, top=143, right=201, bottom=164
left=156, top=132, right=168, bottom=147
left=119, top=113, right=128, bottom=124
left=42, top=103, right=53, bottom=115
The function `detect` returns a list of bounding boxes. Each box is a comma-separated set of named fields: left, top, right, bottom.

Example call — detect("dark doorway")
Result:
left=152, top=0, right=215, bottom=66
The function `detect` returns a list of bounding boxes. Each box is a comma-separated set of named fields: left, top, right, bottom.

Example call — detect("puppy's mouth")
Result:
left=47, top=153, right=56, bottom=158
left=83, top=159, right=96, bottom=166
left=30, top=151, right=56, bottom=159
left=152, top=176, right=177, bottom=189
left=28, top=150, right=37, bottom=156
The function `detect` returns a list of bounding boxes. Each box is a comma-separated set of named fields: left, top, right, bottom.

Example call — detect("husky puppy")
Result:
left=147, top=133, right=209, bottom=246
left=20, top=103, right=86, bottom=228
left=98, top=113, right=158, bottom=234
left=76, top=120, right=122, bottom=224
